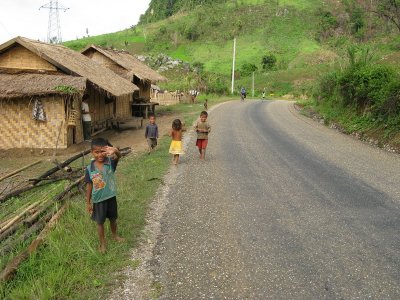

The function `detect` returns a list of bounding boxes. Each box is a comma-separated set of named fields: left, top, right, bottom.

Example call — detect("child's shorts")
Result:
left=196, top=139, right=208, bottom=149
left=91, top=196, right=118, bottom=224
left=147, top=138, right=157, bottom=149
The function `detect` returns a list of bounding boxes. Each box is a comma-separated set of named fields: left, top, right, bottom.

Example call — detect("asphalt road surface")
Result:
left=153, top=100, right=400, bottom=299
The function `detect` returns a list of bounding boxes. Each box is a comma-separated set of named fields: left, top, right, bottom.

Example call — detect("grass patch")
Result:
left=0, top=140, right=171, bottom=299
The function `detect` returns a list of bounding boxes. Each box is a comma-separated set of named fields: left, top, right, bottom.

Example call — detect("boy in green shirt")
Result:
left=85, top=138, right=124, bottom=253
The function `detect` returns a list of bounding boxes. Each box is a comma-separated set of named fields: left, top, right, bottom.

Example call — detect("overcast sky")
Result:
left=0, top=0, right=151, bottom=44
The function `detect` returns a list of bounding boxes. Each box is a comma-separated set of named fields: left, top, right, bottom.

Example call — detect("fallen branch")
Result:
left=0, top=161, right=42, bottom=183
left=0, top=204, right=68, bottom=282
left=32, top=150, right=90, bottom=185
left=0, top=185, right=34, bottom=204
left=54, top=176, right=84, bottom=202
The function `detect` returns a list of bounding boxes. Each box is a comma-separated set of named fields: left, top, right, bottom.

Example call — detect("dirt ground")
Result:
left=0, top=112, right=183, bottom=179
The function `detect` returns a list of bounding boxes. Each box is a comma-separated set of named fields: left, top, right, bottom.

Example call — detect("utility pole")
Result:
left=231, top=38, right=236, bottom=94
left=252, top=71, right=255, bottom=97
left=39, top=0, right=69, bottom=44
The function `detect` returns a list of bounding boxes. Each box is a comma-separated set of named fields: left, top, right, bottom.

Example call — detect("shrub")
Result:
left=338, top=64, right=395, bottom=108
left=313, top=71, right=340, bottom=104
left=240, top=63, right=258, bottom=77
left=184, top=24, right=200, bottom=41
left=261, top=53, right=277, bottom=70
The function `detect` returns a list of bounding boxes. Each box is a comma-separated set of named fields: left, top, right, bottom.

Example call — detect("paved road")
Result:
left=153, top=100, right=400, bottom=299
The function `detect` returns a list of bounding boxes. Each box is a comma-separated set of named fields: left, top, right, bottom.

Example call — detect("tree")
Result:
left=261, top=54, right=277, bottom=70
left=377, top=0, right=400, bottom=31
left=241, top=63, right=258, bottom=77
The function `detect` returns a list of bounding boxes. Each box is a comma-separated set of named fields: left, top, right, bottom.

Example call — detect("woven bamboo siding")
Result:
left=88, top=51, right=130, bottom=80
left=0, top=96, right=68, bottom=149
left=133, top=76, right=151, bottom=102
left=86, top=84, right=113, bottom=124
left=141, top=80, right=151, bottom=101
left=90, top=51, right=127, bottom=76
left=0, top=45, right=57, bottom=71
left=66, top=98, right=84, bottom=146
left=115, top=94, right=131, bottom=120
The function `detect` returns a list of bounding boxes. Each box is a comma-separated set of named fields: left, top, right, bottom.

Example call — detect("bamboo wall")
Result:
left=151, top=91, right=188, bottom=106
left=0, top=45, right=58, bottom=71
left=86, top=84, right=113, bottom=125
left=115, top=94, right=132, bottom=120
left=87, top=51, right=127, bottom=78
left=0, top=96, right=76, bottom=149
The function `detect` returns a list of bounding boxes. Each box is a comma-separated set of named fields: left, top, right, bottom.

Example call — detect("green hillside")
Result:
left=64, top=0, right=400, bottom=97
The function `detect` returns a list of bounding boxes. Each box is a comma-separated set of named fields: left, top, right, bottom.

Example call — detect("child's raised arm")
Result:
left=105, top=146, right=121, bottom=160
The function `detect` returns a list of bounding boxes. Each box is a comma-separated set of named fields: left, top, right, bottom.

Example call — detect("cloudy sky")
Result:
left=0, top=0, right=151, bottom=44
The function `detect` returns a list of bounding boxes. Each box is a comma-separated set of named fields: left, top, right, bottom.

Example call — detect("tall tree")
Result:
left=374, top=0, right=400, bottom=31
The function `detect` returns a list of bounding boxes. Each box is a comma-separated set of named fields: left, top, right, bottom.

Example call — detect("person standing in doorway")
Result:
left=82, top=94, right=94, bottom=142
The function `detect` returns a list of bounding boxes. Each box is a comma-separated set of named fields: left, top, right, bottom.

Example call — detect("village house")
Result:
left=0, top=37, right=138, bottom=149
left=81, top=45, right=167, bottom=117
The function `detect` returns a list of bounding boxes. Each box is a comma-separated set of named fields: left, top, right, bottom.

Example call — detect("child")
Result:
left=194, top=111, right=211, bottom=160
left=145, top=113, right=158, bottom=154
left=204, top=99, right=208, bottom=111
left=85, top=138, right=124, bottom=253
left=169, top=119, right=184, bottom=165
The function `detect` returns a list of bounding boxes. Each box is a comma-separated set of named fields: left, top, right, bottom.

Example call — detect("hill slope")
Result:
left=64, top=0, right=400, bottom=96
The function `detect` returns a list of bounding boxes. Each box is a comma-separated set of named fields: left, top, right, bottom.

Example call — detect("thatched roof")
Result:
left=81, top=45, right=167, bottom=83
left=0, top=37, right=139, bottom=97
left=0, top=73, right=86, bottom=99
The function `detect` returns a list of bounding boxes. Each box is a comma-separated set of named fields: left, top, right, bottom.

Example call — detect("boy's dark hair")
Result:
left=91, top=138, right=112, bottom=149
left=148, top=113, right=155, bottom=119
left=200, top=111, right=208, bottom=117
left=172, top=119, right=182, bottom=131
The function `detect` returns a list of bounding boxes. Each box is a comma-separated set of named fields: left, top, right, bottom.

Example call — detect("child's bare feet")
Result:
left=113, top=236, right=125, bottom=242
left=99, top=244, right=106, bottom=253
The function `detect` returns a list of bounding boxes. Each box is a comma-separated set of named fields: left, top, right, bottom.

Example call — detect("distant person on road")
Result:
left=169, top=119, right=184, bottom=165
left=195, top=111, right=211, bottom=160
left=145, top=113, right=158, bottom=154
left=204, top=99, right=208, bottom=111
left=85, top=138, right=124, bottom=253
left=262, top=88, right=266, bottom=101
left=240, top=87, right=247, bottom=101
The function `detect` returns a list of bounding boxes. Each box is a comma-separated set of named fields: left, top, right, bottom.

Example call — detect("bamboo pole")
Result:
left=0, top=200, right=44, bottom=234
left=23, top=200, right=54, bottom=227
left=0, top=161, right=42, bottom=183
left=0, top=223, right=22, bottom=243
left=0, top=204, right=68, bottom=282
left=0, top=208, right=55, bottom=257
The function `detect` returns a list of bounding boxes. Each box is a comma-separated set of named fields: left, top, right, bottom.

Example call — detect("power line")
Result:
left=39, top=0, right=69, bottom=44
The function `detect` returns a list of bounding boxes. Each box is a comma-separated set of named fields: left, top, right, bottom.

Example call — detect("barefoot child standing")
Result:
left=145, top=113, right=158, bottom=154
left=195, top=111, right=211, bottom=160
left=85, top=138, right=124, bottom=253
left=169, top=119, right=184, bottom=165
